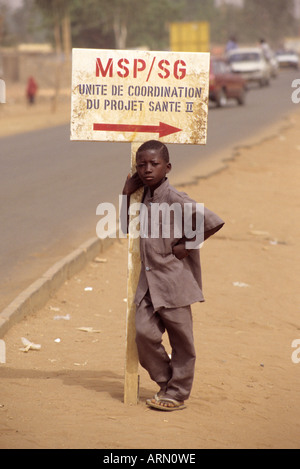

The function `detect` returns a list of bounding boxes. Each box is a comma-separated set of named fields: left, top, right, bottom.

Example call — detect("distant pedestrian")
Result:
left=259, top=39, right=272, bottom=61
left=26, top=76, right=38, bottom=105
left=226, top=36, right=238, bottom=53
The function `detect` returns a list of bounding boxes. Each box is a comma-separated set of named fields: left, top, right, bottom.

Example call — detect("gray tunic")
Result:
left=134, top=178, right=224, bottom=311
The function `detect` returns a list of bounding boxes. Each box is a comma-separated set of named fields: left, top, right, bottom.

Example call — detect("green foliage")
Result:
left=2, top=0, right=299, bottom=50
left=126, top=0, right=183, bottom=50
left=241, top=0, right=296, bottom=46
left=70, top=0, right=183, bottom=50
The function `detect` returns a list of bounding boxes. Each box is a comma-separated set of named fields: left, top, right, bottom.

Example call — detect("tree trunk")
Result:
left=62, top=8, right=72, bottom=64
left=52, top=0, right=62, bottom=113
left=113, top=11, right=127, bottom=49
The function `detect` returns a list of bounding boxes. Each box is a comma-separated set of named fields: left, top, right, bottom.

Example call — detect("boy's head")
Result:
left=136, top=140, right=169, bottom=163
left=136, top=140, right=171, bottom=191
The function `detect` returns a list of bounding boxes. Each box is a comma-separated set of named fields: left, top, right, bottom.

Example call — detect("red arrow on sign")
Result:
left=93, top=122, right=182, bottom=138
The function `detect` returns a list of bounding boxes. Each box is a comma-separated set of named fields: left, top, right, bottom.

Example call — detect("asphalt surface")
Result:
left=0, top=69, right=298, bottom=311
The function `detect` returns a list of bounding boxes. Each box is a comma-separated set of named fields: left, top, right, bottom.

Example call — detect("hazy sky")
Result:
left=2, top=0, right=300, bottom=18
left=1, top=0, right=23, bottom=9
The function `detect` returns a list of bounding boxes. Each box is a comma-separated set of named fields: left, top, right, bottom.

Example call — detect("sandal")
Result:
left=146, top=393, right=186, bottom=411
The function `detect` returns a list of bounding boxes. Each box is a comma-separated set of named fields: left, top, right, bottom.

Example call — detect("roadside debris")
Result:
left=20, top=337, right=41, bottom=352
left=53, top=314, right=71, bottom=320
left=249, top=230, right=269, bottom=237
left=77, top=327, right=102, bottom=333
left=94, top=257, right=107, bottom=263
left=233, top=281, right=250, bottom=288
left=249, top=230, right=287, bottom=246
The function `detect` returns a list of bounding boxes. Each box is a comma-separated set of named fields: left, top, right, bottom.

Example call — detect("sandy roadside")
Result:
left=0, top=86, right=71, bottom=137
left=0, top=93, right=300, bottom=449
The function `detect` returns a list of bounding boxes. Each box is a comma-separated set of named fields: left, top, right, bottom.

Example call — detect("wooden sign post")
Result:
left=71, top=48, right=210, bottom=404
left=124, top=141, right=142, bottom=404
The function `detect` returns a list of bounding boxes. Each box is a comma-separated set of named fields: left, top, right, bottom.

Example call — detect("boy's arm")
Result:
left=122, top=172, right=144, bottom=197
left=203, top=207, right=224, bottom=240
left=172, top=203, right=224, bottom=257
left=172, top=243, right=190, bottom=259
left=120, top=173, right=144, bottom=235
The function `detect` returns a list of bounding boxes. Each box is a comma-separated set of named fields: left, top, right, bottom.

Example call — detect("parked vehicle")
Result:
left=276, top=50, right=299, bottom=69
left=209, top=57, right=246, bottom=107
left=227, top=47, right=271, bottom=87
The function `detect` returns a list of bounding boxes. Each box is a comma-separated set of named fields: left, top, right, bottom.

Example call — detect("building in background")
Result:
left=294, top=0, right=300, bottom=18
left=214, top=0, right=244, bottom=7
left=215, top=0, right=300, bottom=18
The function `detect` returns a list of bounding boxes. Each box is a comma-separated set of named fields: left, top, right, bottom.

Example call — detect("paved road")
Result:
left=0, top=69, right=298, bottom=310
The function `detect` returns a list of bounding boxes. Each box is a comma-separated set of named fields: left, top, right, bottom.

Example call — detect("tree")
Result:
left=35, top=0, right=71, bottom=58
left=241, top=0, right=296, bottom=46
left=126, top=0, right=183, bottom=50
left=71, top=0, right=183, bottom=50
left=34, top=0, right=72, bottom=111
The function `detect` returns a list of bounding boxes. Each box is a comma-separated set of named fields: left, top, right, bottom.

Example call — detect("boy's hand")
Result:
left=172, top=244, right=189, bottom=260
left=122, top=172, right=144, bottom=196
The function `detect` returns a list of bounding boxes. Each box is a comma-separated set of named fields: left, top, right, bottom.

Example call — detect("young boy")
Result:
left=122, top=140, right=224, bottom=411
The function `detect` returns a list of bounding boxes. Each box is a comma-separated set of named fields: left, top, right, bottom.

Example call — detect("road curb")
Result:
left=0, top=236, right=115, bottom=338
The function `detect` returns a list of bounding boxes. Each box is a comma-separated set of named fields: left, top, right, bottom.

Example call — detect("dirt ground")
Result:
left=0, top=84, right=71, bottom=137
left=0, top=92, right=300, bottom=449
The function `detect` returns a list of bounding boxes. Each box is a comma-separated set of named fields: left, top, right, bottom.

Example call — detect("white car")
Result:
left=276, top=50, right=299, bottom=69
left=228, top=47, right=271, bottom=87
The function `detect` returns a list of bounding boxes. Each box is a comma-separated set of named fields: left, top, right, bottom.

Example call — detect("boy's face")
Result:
left=136, top=149, right=171, bottom=190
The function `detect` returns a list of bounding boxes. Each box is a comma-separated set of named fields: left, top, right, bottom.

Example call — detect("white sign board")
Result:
left=71, top=49, right=210, bottom=145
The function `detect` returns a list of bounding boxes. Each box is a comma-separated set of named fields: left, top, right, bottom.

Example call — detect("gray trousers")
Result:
left=135, top=291, right=196, bottom=402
